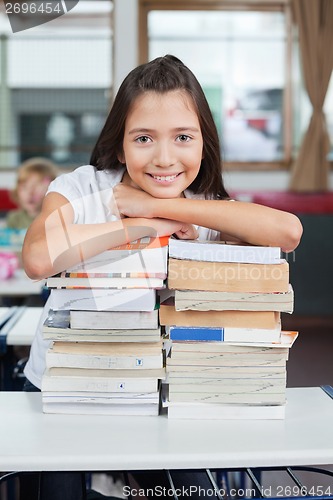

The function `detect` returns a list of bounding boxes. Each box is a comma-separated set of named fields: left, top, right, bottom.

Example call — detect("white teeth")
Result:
left=152, top=174, right=178, bottom=181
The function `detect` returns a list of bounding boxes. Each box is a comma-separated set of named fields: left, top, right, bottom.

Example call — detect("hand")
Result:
left=112, top=184, right=156, bottom=219
left=173, top=224, right=199, bottom=240
left=146, top=218, right=198, bottom=240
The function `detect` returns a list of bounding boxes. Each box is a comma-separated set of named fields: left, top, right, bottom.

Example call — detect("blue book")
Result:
left=168, top=326, right=224, bottom=341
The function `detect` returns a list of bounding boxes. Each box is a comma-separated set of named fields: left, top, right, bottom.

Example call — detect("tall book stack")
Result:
left=41, top=236, right=168, bottom=415
left=162, top=239, right=298, bottom=420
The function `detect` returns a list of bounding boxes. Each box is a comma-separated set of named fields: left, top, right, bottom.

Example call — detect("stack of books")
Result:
left=41, top=236, right=168, bottom=415
left=162, top=239, right=298, bottom=420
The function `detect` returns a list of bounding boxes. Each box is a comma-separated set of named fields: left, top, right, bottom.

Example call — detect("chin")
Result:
left=150, top=187, right=184, bottom=199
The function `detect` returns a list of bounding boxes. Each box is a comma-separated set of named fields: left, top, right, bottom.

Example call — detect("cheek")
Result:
left=17, top=189, right=29, bottom=203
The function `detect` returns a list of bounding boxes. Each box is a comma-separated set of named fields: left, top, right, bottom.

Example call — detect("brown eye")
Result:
left=177, top=135, right=191, bottom=142
left=136, top=136, right=151, bottom=144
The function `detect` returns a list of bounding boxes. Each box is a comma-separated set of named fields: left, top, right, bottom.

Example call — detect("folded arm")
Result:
left=22, top=192, right=197, bottom=280
left=113, top=185, right=303, bottom=253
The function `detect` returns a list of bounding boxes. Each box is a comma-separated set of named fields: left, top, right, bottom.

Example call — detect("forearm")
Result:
left=151, top=198, right=303, bottom=252
left=23, top=217, right=156, bottom=280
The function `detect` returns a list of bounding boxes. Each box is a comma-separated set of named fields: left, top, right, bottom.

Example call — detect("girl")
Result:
left=22, top=55, right=302, bottom=499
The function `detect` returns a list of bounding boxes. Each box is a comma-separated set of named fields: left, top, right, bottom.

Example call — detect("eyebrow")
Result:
left=128, top=127, right=200, bottom=135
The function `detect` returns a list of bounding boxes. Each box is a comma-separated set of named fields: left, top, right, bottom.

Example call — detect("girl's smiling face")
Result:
left=120, top=90, right=204, bottom=198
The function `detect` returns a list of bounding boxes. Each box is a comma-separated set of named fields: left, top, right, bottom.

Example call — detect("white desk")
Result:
left=0, top=387, right=332, bottom=472
left=0, top=269, right=44, bottom=297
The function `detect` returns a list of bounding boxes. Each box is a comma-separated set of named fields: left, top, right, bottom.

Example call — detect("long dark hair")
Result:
left=90, top=55, right=229, bottom=199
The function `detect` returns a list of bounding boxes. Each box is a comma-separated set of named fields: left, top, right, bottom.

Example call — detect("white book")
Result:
left=42, top=390, right=160, bottom=404
left=168, top=368, right=286, bottom=382
left=174, top=285, right=294, bottom=313
left=46, top=352, right=164, bottom=370
left=166, top=323, right=282, bottom=344
left=43, top=329, right=161, bottom=343
left=46, top=275, right=165, bottom=289
left=43, top=402, right=160, bottom=416
left=168, top=377, right=286, bottom=390
left=42, top=309, right=161, bottom=341
left=70, top=309, right=158, bottom=330
left=166, top=365, right=287, bottom=375
left=67, top=236, right=168, bottom=277
left=167, top=353, right=288, bottom=368
left=165, top=401, right=285, bottom=420
left=46, top=340, right=164, bottom=370
left=169, top=391, right=286, bottom=405
left=169, top=238, right=281, bottom=264
left=50, top=288, right=157, bottom=312
left=42, top=367, right=165, bottom=393
left=170, top=343, right=290, bottom=355
left=168, top=379, right=286, bottom=395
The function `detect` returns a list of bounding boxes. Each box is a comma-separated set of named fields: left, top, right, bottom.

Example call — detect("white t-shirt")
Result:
left=24, top=165, right=220, bottom=388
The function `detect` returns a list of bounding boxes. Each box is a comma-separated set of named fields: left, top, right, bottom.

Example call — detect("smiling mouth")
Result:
left=148, top=173, right=181, bottom=182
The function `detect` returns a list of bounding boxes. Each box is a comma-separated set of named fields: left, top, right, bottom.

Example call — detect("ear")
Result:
left=117, top=150, right=125, bottom=164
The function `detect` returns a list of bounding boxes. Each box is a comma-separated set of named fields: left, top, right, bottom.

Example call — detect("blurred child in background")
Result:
left=6, top=157, right=58, bottom=230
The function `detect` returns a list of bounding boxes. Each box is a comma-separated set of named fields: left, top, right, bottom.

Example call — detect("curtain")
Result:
left=289, top=0, right=333, bottom=192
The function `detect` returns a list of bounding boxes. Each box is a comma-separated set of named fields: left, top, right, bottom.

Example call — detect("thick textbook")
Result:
left=66, top=236, right=169, bottom=278
left=46, top=340, right=164, bottom=370
left=174, top=286, right=294, bottom=313
left=160, top=299, right=280, bottom=329
left=50, top=288, right=157, bottom=311
left=169, top=238, right=281, bottom=264
left=165, top=401, right=285, bottom=419
left=168, top=259, right=289, bottom=293
left=166, top=324, right=281, bottom=343
left=42, top=367, right=165, bottom=392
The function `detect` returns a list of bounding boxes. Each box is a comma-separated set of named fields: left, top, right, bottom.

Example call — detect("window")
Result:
left=139, top=0, right=333, bottom=170
left=0, top=0, right=113, bottom=170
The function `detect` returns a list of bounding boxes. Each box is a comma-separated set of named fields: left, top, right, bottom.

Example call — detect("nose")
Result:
left=153, top=141, right=175, bottom=168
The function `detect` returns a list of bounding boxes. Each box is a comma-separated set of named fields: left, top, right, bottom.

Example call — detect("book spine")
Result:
left=223, top=328, right=281, bottom=343
left=169, top=392, right=286, bottom=404
left=167, top=404, right=285, bottom=420
left=46, top=353, right=163, bottom=370
left=168, top=259, right=289, bottom=293
left=167, top=356, right=287, bottom=367
left=169, top=240, right=280, bottom=264
left=42, top=334, right=161, bottom=343
left=42, top=377, right=159, bottom=393
left=169, top=326, right=224, bottom=341
left=168, top=369, right=286, bottom=386
left=42, top=403, right=159, bottom=416
left=169, top=380, right=286, bottom=394
left=175, top=290, right=294, bottom=313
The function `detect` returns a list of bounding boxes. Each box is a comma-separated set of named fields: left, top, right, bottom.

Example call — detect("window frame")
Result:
left=138, top=0, right=293, bottom=171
